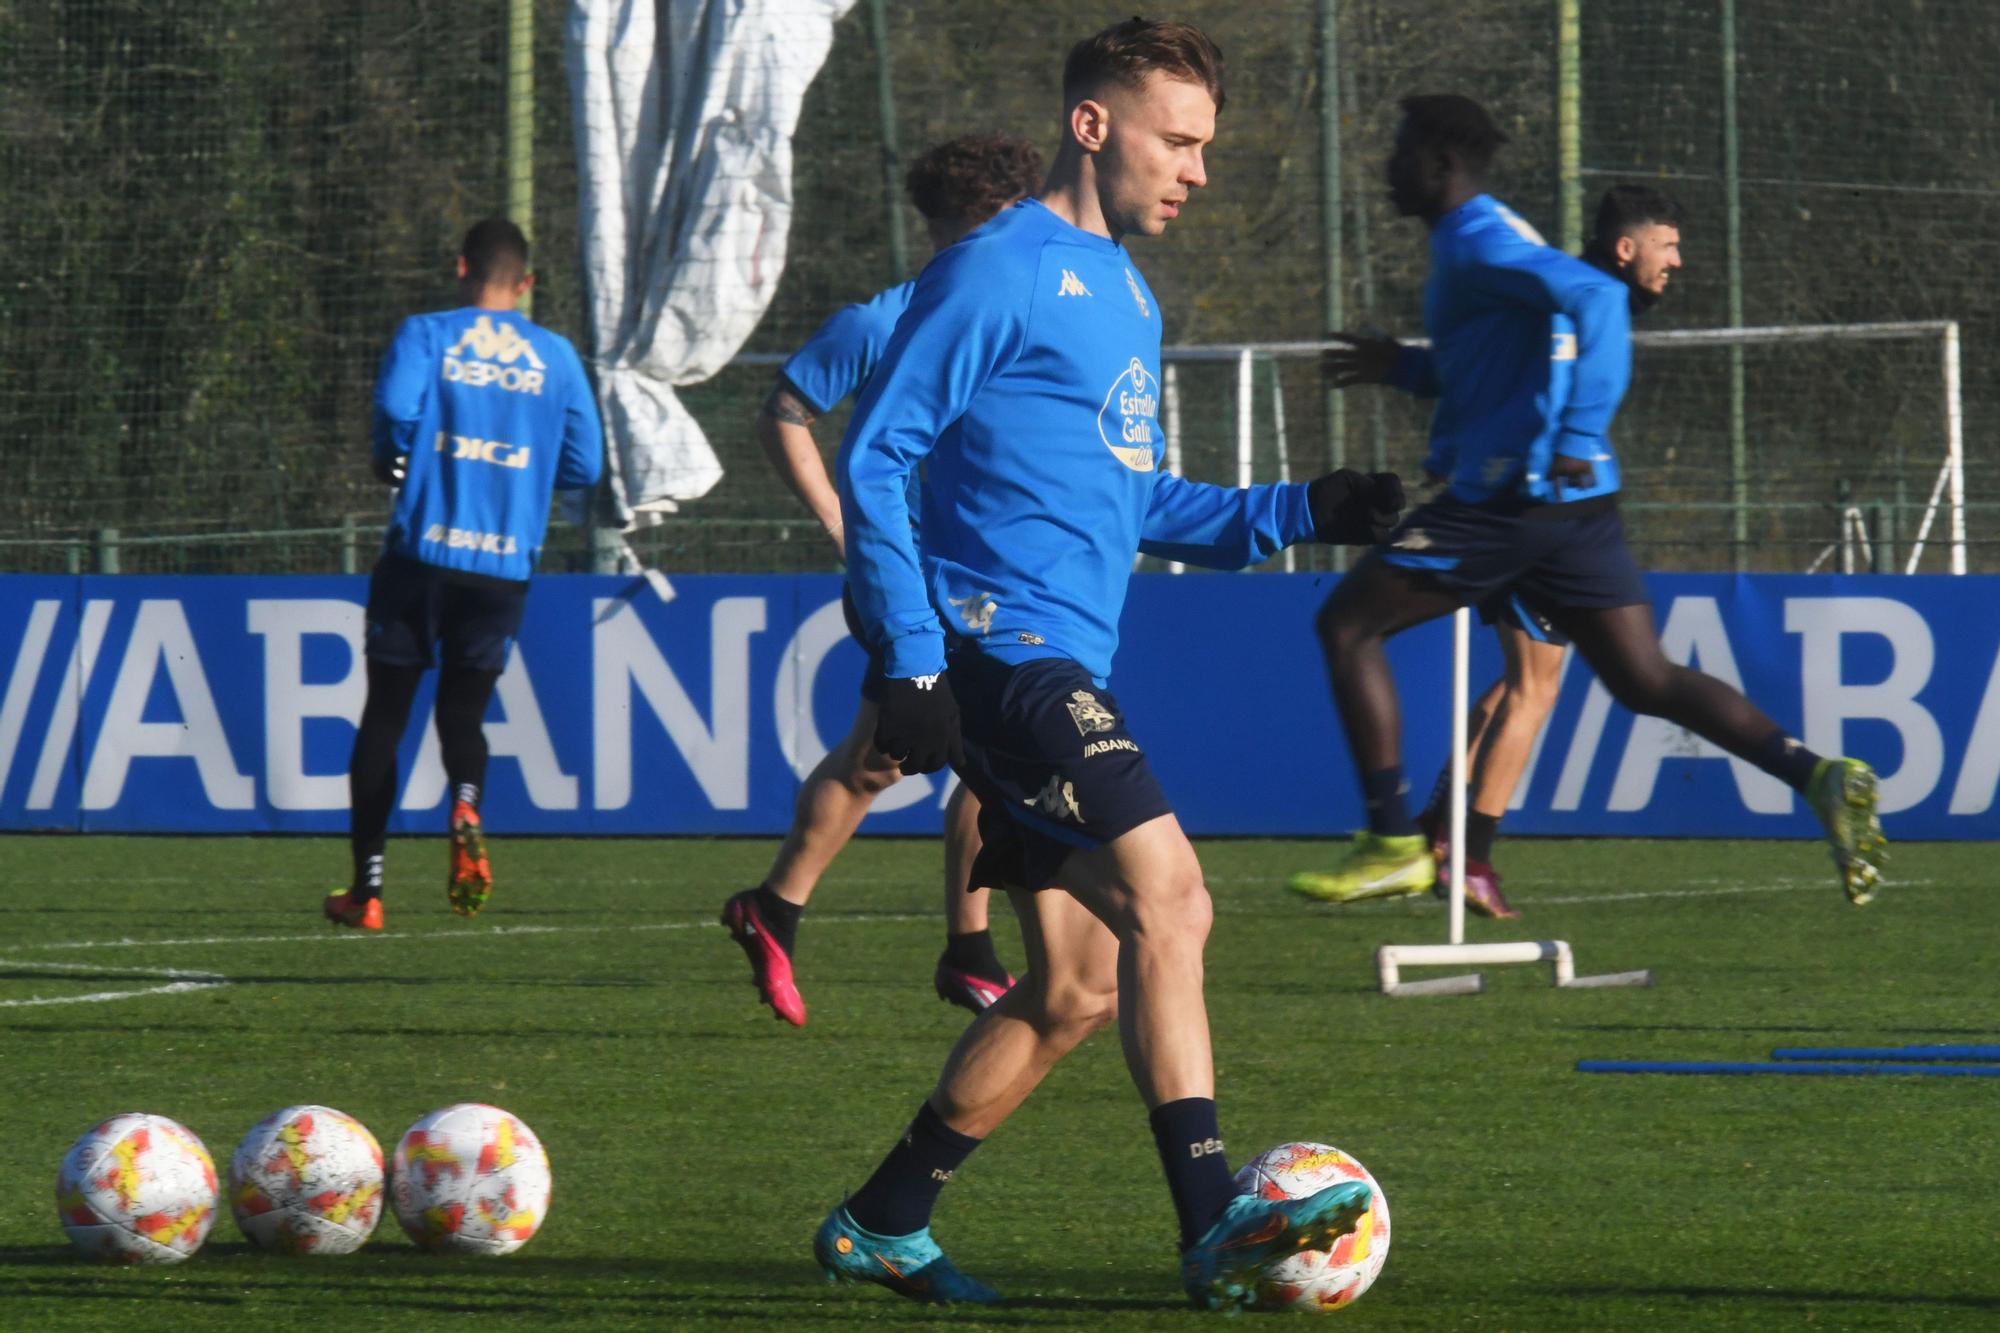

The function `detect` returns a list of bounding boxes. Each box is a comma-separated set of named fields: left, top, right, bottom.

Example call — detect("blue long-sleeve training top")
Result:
left=1382, top=194, right=1631, bottom=505
left=838, top=198, right=1316, bottom=683
left=781, top=281, right=915, bottom=413
left=373, top=307, right=603, bottom=582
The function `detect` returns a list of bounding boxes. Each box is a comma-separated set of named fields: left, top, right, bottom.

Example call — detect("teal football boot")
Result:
left=1181, top=1179, right=1373, bottom=1312
left=814, top=1204, right=1000, bottom=1305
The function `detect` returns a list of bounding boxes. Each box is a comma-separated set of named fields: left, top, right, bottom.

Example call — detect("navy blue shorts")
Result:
left=364, top=554, right=527, bottom=673
left=840, top=583, right=888, bottom=704
left=1380, top=494, right=1646, bottom=627
left=947, top=651, right=1173, bottom=894
left=1477, top=591, right=1571, bottom=648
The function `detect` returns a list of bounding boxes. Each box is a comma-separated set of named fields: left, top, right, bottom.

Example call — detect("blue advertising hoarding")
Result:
left=1, top=573, right=1995, bottom=838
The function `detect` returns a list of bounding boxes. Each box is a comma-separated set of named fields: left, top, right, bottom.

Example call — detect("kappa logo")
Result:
left=1095, top=357, right=1159, bottom=472
left=435, top=430, right=531, bottom=470
left=1066, top=689, right=1117, bottom=736
left=949, top=593, right=998, bottom=636
left=1124, top=266, right=1150, bottom=319
left=1394, top=528, right=1433, bottom=552
left=1025, top=774, right=1084, bottom=823
left=1551, top=332, right=1578, bottom=361
left=1082, top=737, right=1139, bottom=759
left=1057, top=269, right=1092, bottom=298
left=443, top=316, right=547, bottom=395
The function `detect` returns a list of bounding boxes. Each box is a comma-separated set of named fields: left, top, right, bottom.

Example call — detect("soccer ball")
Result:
left=54, top=1112, right=219, bottom=1263
left=230, top=1105, right=385, bottom=1255
left=1232, top=1142, right=1391, bottom=1312
left=390, top=1103, right=551, bottom=1255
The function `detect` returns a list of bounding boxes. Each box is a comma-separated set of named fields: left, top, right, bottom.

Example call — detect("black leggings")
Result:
left=349, top=661, right=502, bottom=868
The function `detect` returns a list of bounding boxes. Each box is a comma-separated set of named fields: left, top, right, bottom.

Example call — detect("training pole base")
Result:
left=1376, top=940, right=1655, bottom=997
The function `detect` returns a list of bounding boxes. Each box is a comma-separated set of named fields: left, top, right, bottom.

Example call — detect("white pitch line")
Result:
left=7, top=912, right=936, bottom=955
left=0, top=958, right=230, bottom=1008
left=1520, top=877, right=1933, bottom=907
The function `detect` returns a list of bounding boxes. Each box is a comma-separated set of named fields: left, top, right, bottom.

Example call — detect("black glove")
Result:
left=1547, top=454, right=1597, bottom=491
left=1308, top=469, right=1406, bottom=545
left=373, top=453, right=408, bottom=486
left=874, top=672, right=963, bottom=776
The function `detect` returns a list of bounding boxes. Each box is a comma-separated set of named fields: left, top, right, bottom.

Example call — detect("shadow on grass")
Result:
left=0, top=1247, right=1188, bottom=1320
left=1555, top=1282, right=2000, bottom=1313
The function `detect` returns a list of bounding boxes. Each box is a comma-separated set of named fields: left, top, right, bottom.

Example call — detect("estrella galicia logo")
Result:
left=1096, top=357, right=1159, bottom=473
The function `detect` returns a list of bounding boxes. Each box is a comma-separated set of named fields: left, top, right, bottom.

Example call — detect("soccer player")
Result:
left=1321, top=184, right=1686, bottom=919
left=814, top=19, right=1402, bottom=1311
left=721, top=133, right=1043, bottom=1027
left=323, top=219, right=603, bottom=931
left=1286, top=96, right=1885, bottom=910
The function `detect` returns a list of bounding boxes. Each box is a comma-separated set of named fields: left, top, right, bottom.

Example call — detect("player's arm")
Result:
left=1138, top=469, right=1404, bottom=567
left=838, top=248, right=1026, bottom=682
left=370, top=318, right=430, bottom=484
left=754, top=376, right=844, bottom=559
left=554, top=342, right=605, bottom=491
left=1459, top=239, right=1632, bottom=477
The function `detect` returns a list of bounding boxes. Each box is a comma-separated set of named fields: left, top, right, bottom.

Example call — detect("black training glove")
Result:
left=373, top=453, right=408, bottom=486
left=1547, top=454, right=1597, bottom=491
left=1308, top=469, right=1406, bottom=545
left=874, top=671, right=964, bottom=776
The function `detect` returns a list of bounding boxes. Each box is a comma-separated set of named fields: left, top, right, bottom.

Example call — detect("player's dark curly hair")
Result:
left=1398, top=94, right=1509, bottom=174
left=1590, top=184, right=1685, bottom=244
left=904, top=133, right=1045, bottom=226
left=1063, top=17, right=1225, bottom=114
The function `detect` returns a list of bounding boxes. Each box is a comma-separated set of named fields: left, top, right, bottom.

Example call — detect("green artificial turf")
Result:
left=0, top=835, right=1994, bottom=1330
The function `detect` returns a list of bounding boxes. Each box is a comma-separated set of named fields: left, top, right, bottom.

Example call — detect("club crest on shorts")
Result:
left=1066, top=690, right=1116, bottom=736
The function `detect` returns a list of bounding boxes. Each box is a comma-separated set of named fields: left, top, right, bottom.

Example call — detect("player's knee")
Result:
left=1038, top=973, right=1118, bottom=1037
left=1126, top=871, right=1212, bottom=953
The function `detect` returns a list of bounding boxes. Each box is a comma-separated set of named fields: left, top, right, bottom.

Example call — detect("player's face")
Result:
left=1618, top=223, right=1682, bottom=297
left=1385, top=119, right=1440, bottom=217
left=1097, top=72, right=1214, bottom=237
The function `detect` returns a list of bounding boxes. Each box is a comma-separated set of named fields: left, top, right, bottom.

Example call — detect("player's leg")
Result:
left=1551, top=597, right=1884, bottom=903
left=818, top=883, right=1116, bottom=1305
left=1448, top=619, right=1562, bottom=919
left=331, top=660, right=423, bottom=928
left=329, top=555, right=434, bottom=929
left=434, top=664, right=501, bottom=916
left=1289, top=554, right=1463, bottom=902
left=721, top=700, right=902, bottom=1027
left=434, top=576, right=527, bottom=918
left=934, top=783, right=1016, bottom=1013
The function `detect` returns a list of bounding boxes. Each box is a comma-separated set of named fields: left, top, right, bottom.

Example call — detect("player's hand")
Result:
left=874, top=672, right=964, bottom=776
left=1322, top=331, right=1401, bottom=388
left=1308, top=469, right=1406, bottom=545
left=1547, top=455, right=1597, bottom=490
left=374, top=453, right=408, bottom=486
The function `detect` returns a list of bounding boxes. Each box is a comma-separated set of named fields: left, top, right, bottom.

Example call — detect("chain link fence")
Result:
left=3, top=0, right=1994, bottom=574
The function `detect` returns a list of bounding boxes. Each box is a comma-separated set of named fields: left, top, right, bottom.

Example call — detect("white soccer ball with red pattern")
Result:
left=55, top=1112, right=219, bottom=1263
left=390, top=1103, right=551, bottom=1255
left=230, top=1104, right=385, bottom=1255
left=1232, top=1141, right=1391, bottom=1312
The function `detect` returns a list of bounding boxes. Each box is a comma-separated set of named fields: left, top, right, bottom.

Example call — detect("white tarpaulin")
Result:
left=566, top=0, right=857, bottom=531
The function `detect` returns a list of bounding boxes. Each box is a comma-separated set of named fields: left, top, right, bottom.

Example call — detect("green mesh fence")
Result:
left=2, top=0, right=1993, bottom=574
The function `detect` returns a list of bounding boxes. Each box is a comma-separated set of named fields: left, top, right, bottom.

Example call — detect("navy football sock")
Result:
left=1465, top=812, right=1500, bottom=863
left=845, top=1101, right=982, bottom=1237
left=1150, top=1097, right=1234, bottom=1250
left=1752, top=731, right=1824, bottom=791
left=752, top=884, right=802, bottom=957
left=1360, top=766, right=1416, bottom=837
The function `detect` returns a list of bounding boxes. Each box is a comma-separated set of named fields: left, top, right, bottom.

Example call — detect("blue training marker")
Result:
left=1577, top=1060, right=2000, bottom=1078
left=1771, top=1045, right=2000, bottom=1062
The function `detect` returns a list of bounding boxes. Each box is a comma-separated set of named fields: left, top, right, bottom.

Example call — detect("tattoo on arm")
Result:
left=760, top=381, right=817, bottom=427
